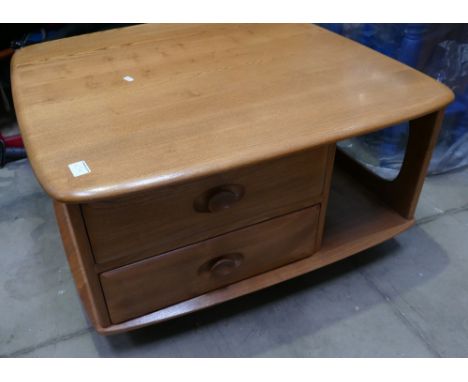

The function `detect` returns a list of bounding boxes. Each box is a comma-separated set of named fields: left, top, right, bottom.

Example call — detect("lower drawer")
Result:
left=100, top=205, right=320, bottom=324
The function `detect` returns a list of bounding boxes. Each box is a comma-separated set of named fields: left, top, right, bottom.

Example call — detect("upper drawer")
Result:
left=82, top=146, right=329, bottom=266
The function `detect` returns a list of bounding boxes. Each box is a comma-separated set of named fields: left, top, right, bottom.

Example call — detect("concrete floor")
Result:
left=0, top=158, right=467, bottom=357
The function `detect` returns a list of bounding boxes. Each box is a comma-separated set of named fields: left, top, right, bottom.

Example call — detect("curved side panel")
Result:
left=335, top=109, right=445, bottom=219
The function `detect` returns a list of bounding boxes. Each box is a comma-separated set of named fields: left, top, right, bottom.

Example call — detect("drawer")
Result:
left=83, top=147, right=329, bottom=266
left=100, top=205, right=320, bottom=324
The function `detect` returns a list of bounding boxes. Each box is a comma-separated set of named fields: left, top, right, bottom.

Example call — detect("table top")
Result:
left=12, top=24, right=453, bottom=203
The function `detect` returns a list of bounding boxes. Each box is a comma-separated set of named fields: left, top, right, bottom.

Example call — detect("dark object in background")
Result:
left=321, top=24, right=468, bottom=175
left=0, top=47, right=14, bottom=121
left=0, top=139, right=26, bottom=168
left=0, top=131, right=25, bottom=167
left=9, top=24, right=134, bottom=49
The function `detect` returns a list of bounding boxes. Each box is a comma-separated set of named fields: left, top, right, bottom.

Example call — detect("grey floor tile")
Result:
left=452, top=209, right=468, bottom=227
left=0, top=159, right=42, bottom=208
left=18, top=330, right=98, bottom=357
left=0, top=160, right=90, bottom=356
left=253, top=262, right=435, bottom=357
left=353, top=213, right=468, bottom=357
left=415, top=168, right=468, bottom=221
left=257, top=305, right=433, bottom=357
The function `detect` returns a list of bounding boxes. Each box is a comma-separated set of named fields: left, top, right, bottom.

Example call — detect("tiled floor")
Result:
left=0, top=159, right=467, bottom=357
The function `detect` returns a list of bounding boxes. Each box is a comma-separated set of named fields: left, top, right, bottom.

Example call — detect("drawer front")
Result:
left=83, top=147, right=328, bottom=266
left=100, top=206, right=320, bottom=324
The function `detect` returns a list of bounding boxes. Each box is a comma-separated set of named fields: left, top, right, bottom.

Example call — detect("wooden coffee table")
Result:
left=11, top=24, right=453, bottom=334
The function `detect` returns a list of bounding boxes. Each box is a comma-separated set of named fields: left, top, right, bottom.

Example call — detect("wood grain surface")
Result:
left=11, top=24, right=453, bottom=202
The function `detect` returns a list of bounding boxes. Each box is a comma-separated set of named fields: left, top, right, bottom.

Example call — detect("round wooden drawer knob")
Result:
left=210, top=257, right=239, bottom=276
left=199, top=253, right=243, bottom=277
left=194, top=184, right=245, bottom=213
left=207, top=189, right=240, bottom=212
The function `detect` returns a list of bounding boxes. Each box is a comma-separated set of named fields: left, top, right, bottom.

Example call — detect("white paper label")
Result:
left=68, top=161, right=91, bottom=177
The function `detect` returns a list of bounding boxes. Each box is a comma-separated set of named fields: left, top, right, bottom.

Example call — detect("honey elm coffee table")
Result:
left=12, top=24, right=453, bottom=334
